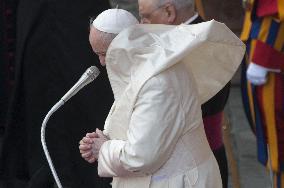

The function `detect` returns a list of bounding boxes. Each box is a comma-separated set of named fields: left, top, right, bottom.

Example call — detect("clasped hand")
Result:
left=79, top=129, right=109, bottom=163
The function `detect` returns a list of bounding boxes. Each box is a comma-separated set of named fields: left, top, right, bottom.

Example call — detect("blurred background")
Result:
left=0, top=0, right=278, bottom=188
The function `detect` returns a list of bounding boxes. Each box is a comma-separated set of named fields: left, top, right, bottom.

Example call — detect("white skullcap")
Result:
left=92, top=9, right=139, bottom=34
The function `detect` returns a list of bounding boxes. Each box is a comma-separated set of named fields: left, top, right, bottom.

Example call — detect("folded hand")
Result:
left=79, top=129, right=109, bottom=163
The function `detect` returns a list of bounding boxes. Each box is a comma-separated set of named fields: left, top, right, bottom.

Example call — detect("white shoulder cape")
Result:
left=106, top=20, right=246, bottom=104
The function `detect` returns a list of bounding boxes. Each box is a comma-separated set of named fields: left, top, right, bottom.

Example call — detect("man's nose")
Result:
left=99, top=56, right=106, bottom=66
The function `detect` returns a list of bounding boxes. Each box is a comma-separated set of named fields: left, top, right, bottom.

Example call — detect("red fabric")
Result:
left=275, top=75, right=284, bottom=163
left=203, top=112, right=223, bottom=150
left=252, top=40, right=284, bottom=71
left=256, top=0, right=278, bottom=17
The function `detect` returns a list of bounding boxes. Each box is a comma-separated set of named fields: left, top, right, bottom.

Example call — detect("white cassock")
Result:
left=97, top=20, right=245, bottom=188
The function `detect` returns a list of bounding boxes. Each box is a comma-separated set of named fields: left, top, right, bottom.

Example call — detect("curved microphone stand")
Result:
left=41, top=66, right=100, bottom=188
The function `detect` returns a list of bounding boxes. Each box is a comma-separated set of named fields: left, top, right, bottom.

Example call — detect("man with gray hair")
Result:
left=139, top=0, right=196, bottom=24
left=138, top=1, right=230, bottom=187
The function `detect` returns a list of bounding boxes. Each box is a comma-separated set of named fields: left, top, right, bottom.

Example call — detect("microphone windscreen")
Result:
left=88, top=66, right=100, bottom=80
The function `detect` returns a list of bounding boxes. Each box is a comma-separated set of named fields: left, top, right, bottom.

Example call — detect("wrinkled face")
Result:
left=89, top=27, right=112, bottom=66
left=138, top=0, right=176, bottom=24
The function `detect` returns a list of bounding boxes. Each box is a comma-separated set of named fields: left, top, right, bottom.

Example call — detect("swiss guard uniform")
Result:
left=241, top=0, right=284, bottom=186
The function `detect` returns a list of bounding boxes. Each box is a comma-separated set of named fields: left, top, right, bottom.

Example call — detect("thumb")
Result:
left=86, top=132, right=98, bottom=138
left=96, top=129, right=105, bottom=138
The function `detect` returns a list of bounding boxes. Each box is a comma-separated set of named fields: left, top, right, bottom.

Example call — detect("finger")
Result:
left=79, top=146, right=91, bottom=152
left=87, top=156, right=96, bottom=163
left=86, top=132, right=98, bottom=138
left=82, top=137, right=94, bottom=144
left=83, top=155, right=93, bottom=161
left=96, top=128, right=102, bottom=134
left=96, top=129, right=105, bottom=138
left=79, top=144, right=92, bottom=151
left=80, top=149, right=91, bottom=154
left=82, top=151, right=92, bottom=158
left=79, top=137, right=91, bottom=145
left=82, top=155, right=92, bottom=161
left=79, top=148, right=91, bottom=154
left=79, top=140, right=85, bottom=145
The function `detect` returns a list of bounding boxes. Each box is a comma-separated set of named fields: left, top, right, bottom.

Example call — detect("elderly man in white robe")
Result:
left=79, top=9, right=245, bottom=188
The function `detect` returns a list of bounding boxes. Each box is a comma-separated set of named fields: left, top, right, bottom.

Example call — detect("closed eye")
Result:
left=95, top=52, right=106, bottom=57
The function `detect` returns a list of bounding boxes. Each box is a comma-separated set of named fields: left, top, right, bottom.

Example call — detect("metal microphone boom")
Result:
left=41, top=66, right=100, bottom=188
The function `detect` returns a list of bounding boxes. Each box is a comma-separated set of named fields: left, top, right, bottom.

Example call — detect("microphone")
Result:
left=41, top=66, right=100, bottom=188
left=61, top=66, right=100, bottom=103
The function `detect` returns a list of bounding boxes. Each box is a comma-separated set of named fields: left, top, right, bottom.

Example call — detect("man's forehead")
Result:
left=139, top=0, right=158, bottom=8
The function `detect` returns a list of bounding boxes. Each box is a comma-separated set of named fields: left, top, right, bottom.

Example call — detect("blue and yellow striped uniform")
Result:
left=241, top=0, right=284, bottom=187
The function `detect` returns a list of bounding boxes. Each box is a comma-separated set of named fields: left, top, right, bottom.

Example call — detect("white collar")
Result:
left=183, top=13, right=199, bottom=25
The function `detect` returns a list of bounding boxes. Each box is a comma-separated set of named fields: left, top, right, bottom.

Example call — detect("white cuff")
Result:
left=98, top=140, right=125, bottom=177
left=246, top=63, right=268, bottom=85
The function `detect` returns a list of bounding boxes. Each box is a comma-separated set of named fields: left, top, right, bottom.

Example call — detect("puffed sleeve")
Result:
left=252, top=40, right=284, bottom=72
left=98, top=75, right=186, bottom=177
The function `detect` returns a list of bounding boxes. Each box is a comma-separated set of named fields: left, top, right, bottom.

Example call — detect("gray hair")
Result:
left=96, top=29, right=117, bottom=44
left=156, top=0, right=194, bottom=11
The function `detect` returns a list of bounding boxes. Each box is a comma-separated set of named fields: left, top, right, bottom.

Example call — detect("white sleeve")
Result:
left=98, top=75, right=186, bottom=177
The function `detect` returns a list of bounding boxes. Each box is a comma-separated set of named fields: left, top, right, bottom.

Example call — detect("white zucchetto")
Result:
left=92, top=9, right=139, bottom=34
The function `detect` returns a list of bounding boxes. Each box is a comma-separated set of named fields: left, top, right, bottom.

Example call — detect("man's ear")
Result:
left=164, top=3, right=176, bottom=24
